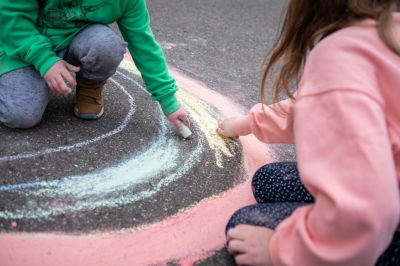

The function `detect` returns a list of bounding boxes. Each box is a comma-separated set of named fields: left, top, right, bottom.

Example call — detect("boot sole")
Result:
left=74, top=107, right=104, bottom=120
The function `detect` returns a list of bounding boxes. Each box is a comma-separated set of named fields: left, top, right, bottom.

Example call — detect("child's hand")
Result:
left=217, top=117, right=239, bottom=138
left=227, top=225, right=274, bottom=266
left=167, top=106, right=190, bottom=131
left=44, top=60, right=80, bottom=95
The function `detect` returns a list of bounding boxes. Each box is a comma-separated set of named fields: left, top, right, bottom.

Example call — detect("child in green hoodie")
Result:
left=0, top=0, right=189, bottom=130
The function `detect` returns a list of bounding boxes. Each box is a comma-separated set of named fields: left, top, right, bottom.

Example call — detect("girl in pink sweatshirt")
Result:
left=218, top=1, right=400, bottom=265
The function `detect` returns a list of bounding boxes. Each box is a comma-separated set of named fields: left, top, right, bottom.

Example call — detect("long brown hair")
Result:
left=261, top=0, right=400, bottom=107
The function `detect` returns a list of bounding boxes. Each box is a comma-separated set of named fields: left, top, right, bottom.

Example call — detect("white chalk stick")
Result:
left=178, top=122, right=192, bottom=138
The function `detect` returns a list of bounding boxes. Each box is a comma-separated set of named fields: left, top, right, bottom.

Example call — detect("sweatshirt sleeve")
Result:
left=269, top=90, right=399, bottom=266
left=117, top=0, right=180, bottom=115
left=233, top=98, right=295, bottom=144
left=0, top=1, right=61, bottom=76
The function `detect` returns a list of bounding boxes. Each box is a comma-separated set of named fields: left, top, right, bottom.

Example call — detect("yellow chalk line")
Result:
left=119, top=59, right=237, bottom=168
left=176, top=90, right=237, bottom=168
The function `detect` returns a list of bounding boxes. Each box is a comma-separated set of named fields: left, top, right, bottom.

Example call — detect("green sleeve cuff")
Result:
left=159, top=95, right=181, bottom=115
left=36, top=52, right=62, bottom=76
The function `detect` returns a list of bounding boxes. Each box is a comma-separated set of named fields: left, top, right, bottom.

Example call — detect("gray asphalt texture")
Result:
left=0, top=0, right=295, bottom=265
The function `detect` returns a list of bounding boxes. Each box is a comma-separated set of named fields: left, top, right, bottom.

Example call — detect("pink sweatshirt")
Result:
left=233, top=14, right=400, bottom=265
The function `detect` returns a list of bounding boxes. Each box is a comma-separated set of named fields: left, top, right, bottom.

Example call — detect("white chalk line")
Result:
left=0, top=70, right=206, bottom=220
left=0, top=80, right=136, bottom=163
left=0, top=138, right=205, bottom=220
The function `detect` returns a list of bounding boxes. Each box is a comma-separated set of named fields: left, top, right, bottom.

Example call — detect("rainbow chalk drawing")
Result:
left=0, top=54, right=275, bottom=266
left=0, top=78, right=197, bottom=219
left=0, top=59, right=237, bottom=220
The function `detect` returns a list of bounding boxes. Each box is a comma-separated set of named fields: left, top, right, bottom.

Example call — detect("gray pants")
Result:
left=0, top=24, right=127, bottom=128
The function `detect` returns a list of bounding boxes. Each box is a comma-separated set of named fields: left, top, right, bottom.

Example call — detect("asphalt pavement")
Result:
left=0, top=1, right=293, bottom=265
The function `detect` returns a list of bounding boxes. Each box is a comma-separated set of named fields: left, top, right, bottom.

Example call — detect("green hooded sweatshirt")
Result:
left=0, top=0, right=180, bottom=115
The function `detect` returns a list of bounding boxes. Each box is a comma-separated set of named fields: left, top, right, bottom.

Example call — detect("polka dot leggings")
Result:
left=226, top=162, right=400, bottom=265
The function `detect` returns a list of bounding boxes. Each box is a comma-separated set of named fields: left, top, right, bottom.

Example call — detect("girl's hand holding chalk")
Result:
left=217, top=117, right=240, bottom=138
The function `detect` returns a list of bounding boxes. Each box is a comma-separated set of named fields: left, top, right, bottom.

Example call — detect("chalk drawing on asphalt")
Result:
left=0, top=59, right=238, bottom=220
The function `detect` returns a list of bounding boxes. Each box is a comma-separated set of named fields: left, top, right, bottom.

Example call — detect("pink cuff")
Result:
left=269, top=233, right=281, bottom=266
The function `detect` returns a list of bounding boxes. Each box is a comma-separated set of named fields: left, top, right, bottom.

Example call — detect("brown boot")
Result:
left=74, top=77, right=106, bottom=119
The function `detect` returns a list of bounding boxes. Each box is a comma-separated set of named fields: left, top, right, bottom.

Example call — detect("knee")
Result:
left=252, top=162, right=292, bottom=203
left=1, top=102, right=47, bottom=129
left=252, top=164, right=275, bottom=197
left=0, top=67, right=48, bottom=129
left=3, top=111, right=44, bottom=129
left=252, top=162, right=298, bottom=192
left=85, top=36, right=126, bottom=67
left=79, top=26, right=127, bottom=80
